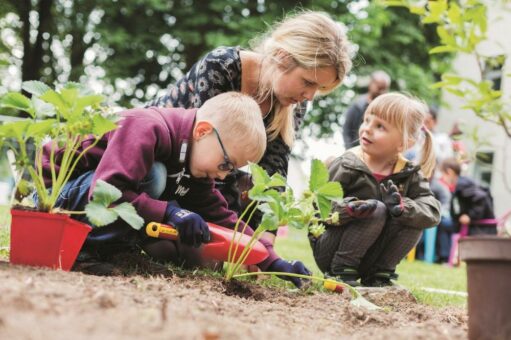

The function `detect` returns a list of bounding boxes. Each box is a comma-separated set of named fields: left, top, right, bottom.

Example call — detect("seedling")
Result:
left=0, top=81, right=143, bottom=229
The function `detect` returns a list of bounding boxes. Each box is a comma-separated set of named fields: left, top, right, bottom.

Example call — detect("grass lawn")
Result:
left=275, top=226, right=467, bottom=307
left=0, top=205, right=9, bottom=258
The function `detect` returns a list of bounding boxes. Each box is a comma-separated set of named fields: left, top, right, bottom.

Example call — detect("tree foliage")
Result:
left=0, top=0, right=451, bottom=136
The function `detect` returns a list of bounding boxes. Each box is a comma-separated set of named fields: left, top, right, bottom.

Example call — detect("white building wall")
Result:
left=438, top=4, right=511, bottom=216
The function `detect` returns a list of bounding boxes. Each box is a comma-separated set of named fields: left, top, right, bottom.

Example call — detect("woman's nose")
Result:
left=303, top=88, right=316, bottom=101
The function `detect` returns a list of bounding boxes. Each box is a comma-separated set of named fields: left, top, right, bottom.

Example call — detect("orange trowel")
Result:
left=146, top=222, right=269, bottom=265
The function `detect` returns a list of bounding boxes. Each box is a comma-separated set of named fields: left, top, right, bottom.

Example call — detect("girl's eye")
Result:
left=377, top=123, right=385, bottom=130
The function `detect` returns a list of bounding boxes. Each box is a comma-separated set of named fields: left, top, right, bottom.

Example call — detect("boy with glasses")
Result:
left=40, top=92, right=311, bottom=286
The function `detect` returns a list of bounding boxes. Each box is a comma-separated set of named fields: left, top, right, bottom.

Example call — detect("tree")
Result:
left=1, top=1, right=450, bottom=137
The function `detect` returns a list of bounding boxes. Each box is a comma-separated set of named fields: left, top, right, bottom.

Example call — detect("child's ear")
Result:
left=193, top=121, right=214, bottom=140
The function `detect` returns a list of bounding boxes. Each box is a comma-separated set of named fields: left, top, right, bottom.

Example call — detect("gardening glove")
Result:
left=268, top=259, right=312, bottom=288
left=380, top=180, right=404, bottom=217
left=346, top=199, right=379, bottom=218
left=165, top=201, right=210, bottom=248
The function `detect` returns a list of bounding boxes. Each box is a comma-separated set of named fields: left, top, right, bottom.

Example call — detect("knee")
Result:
left=140, top=162, right=167, bottom=199
left=362, top=201, right=387, bottom=230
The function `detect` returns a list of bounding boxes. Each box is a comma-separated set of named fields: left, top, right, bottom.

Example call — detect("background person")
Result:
left=342, top=70, right=391, bottom=149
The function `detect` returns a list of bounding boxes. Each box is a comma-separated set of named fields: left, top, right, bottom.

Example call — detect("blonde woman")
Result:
left=147, top=11, right=352, bottom=246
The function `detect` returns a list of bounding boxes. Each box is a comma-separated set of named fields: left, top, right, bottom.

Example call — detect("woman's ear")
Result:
left=193, top=121, right=214, bottom=140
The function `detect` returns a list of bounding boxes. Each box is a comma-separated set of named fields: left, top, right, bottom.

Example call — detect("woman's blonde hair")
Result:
left=365, top=93, right=436, bottom=178
left=198, top=92, right=267, bottom=164
left=252, top=10, right=353, bottom=147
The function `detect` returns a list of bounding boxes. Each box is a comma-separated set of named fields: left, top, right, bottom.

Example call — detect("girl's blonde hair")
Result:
left=252, top=10, right=353, bottom=147
left=366, top=93, right=436, bottom=178
left=198, top=92, right=267, bottom=164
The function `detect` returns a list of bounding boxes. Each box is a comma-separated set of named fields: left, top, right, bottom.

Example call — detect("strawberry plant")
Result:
left=0, top=81, right=143, bottom=229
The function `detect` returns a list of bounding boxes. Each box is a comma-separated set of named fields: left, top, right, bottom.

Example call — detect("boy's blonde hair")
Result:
left=365, top=93, right=436, bottom=178
left=197, top=92, right=266, bottom=164
left=252, top=10, right=353, bottom=147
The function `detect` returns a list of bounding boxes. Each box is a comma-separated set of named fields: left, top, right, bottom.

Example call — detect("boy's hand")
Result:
left=380, top=180, right=404, bottom=217
left=347, top=199, right=379, bottom=218
left=268, top=259, right=312, bottom=288
left=165, top=202, right=210, bottom=247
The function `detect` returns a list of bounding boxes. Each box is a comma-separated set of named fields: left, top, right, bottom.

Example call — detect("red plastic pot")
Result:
left=10, top=209, right=92, bottom=271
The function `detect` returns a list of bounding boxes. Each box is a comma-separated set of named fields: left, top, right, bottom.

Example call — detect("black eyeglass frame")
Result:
left=212, top=127, right=236, bottom=173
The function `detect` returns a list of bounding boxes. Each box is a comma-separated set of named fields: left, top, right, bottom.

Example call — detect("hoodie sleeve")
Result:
left=89, top=112, right=171, bottom=224
left=393, top=172, right=441, bottom=229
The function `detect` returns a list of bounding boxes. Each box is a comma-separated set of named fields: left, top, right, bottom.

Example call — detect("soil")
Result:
left=0, top=260, right=467, bottom=340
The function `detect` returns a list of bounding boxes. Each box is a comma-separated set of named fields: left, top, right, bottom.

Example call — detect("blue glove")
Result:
left=165, top=201, right=210, bottom=248
left=268, top=259, right=312, bottom=288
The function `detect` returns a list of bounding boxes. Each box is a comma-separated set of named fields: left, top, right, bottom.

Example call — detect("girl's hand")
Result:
left=380, top=180, right=404, bottom=217
left=347, top=199, right=379, bottom=218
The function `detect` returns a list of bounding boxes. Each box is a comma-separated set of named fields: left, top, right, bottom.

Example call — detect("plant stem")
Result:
left=226, top=200, right=257, bottom=276
left=231, top=271, right=361, bottom=298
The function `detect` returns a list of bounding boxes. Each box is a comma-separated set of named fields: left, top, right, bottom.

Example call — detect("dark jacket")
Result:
left=452, top=176, right=496, bottom=235
left=328, top=147, right=441, bottom=229
left=342, top=95, right=369, bottom=149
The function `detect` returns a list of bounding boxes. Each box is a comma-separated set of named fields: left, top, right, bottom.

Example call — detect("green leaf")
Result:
left=60, top=88, right=79, bottom=107
left=40, top=90, right=69, bottom=117
left=32, top=97, right=56, bottom=118
left=317, top=195, right=332, bottom=220
left=268, top=173, right=286, bottom=188
left=26, top=119, right=56, bottom=137
left=309, top=159, right=329, bottom=191
left=0, top=93, right=34, bottom=117
left=447, top=2, right=461, bottom=25
left=250, top=162, right=271, bottom=186
left=22, top=81, right=51, bottom=97
left=90, top=180, right=122, bottom=206
left=249, top=188, right=280, bottom=202
left=429, top=45, right=457, bottom=54
left=85, top=202, right=118, bottom=227
left=0, top=121, right=31, bottom=140
left=112, top=202, right=144, bottom=230
left=248, top=183, right=266, bottom=199
left=259, top=212, right=279, bottom=231
left=317, top=182, right=343, bottom=200
left=92, top=114, right=118, bottom=136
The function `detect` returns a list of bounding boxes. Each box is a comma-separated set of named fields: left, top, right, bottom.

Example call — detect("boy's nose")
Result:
left=217, top=171, right=228, bottom=180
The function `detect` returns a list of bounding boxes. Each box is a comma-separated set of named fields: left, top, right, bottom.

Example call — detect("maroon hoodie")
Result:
left=42, top=107, right=278, bottom=266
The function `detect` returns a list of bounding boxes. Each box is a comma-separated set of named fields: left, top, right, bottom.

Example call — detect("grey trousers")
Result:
left=310, top=201, right=422, bottom=278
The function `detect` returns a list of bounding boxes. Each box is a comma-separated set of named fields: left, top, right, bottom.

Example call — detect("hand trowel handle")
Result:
left=146, top=222, right=179, bottom=240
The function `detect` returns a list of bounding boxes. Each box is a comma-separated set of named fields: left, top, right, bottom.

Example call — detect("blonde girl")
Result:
left=310, top=93, right=441, bottom=287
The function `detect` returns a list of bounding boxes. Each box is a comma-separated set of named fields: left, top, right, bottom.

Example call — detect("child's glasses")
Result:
left=212, top=127, right=236, bottom=173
